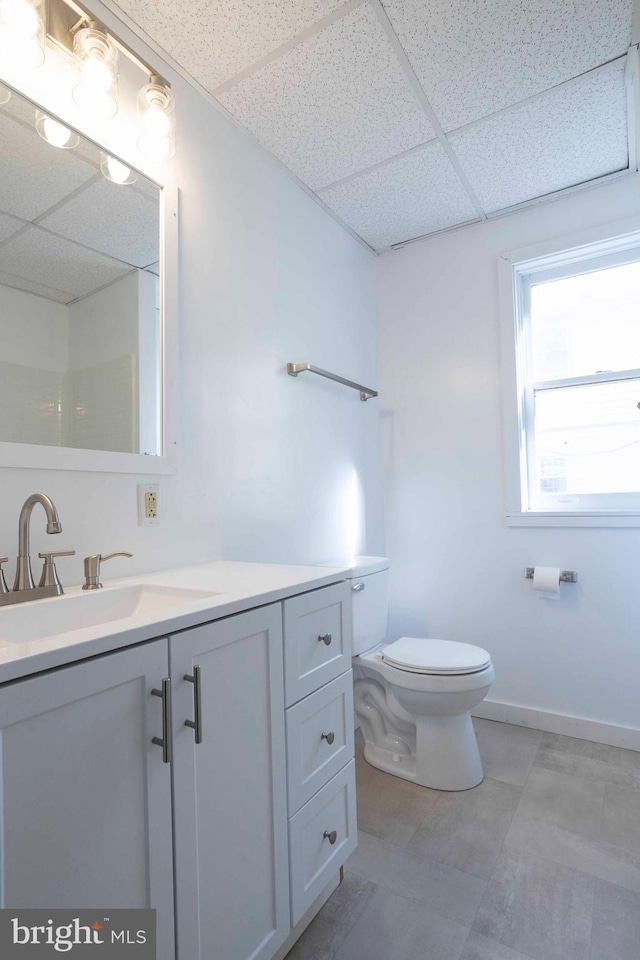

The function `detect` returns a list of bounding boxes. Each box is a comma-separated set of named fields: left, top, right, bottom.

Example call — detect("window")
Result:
left=501, top=227, right=640, bottom=524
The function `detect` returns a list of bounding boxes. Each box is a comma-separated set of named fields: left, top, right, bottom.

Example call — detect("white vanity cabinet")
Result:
left=169, top=603, right=289, bottom=960
left=0, top=576, right=354, bottom=960
left=0, top=640, right=176, bottom=958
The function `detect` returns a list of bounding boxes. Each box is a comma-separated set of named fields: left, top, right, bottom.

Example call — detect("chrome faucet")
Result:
left=14, top=493, right=62, bottom=591
left=0, top=494, right=75, bottom=607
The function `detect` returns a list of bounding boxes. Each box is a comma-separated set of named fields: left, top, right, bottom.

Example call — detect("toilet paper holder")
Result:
left=525, top=568, right=577, bottom=583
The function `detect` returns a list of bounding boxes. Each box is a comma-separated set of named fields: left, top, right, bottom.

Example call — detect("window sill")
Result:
left=506, top=512, right=640, bottom=528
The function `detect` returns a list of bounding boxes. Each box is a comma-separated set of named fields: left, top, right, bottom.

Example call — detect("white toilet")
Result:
left=347, top=556, right=494, bottom=791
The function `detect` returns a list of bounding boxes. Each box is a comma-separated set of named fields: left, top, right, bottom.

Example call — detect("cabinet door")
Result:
left=170, top=604, right=289, bottom=960
left=0, top=641, right=175, bottom=959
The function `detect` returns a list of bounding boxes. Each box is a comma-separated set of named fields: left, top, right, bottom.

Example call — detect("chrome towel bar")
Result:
left=287, top=362, right=378, bottom=401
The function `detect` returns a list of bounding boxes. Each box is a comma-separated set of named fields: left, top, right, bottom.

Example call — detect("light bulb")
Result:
left=72, top=26, right=118, bottom=119
left=137, top=79, right=175, bottom=162
left=100, top=152, right=137, bottom=185
left=142, top=105, right=170, bottom=135
left=0, top=0, right=45, bottom=69
left=0, top=82, right=10, bottom=104
left=79, top=55, right=113, bottom=93
left=35, top=110, right=79, bottom=149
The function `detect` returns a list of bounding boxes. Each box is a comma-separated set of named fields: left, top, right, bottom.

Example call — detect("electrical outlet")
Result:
left=138, top=484, right=160, bottom=526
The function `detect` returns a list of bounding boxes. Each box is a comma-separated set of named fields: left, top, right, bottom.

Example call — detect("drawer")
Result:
left=284, top=582, right=352, bottom=706
left=288, top=760, right=357, bottom=925
left=286, top=670, right=354, bottom=815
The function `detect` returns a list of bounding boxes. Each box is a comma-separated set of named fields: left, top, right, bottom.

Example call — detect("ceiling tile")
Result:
left=0, top=212, right=25, bottom=244
left=218, top=3, right=435, bottom=190
left=39, top=179, right=160, bottom=268
left=0, top=269, right=73, bottom=303
left=382, top=0, right=633, bottom=130
left=0, top=111, right=97, bottom=222
left=113, top=0, right=352, bottom=90
left=318, top=140, right=479, bottom=248
left=0, top=226, right=133, bottom=301
left=449, top=59, right=628, bottom=213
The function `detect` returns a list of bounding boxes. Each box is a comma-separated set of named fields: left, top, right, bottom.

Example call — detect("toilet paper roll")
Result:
left=533, top=566, right=560, bottom=600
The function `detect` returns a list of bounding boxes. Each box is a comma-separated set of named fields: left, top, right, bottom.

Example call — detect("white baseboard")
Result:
left=473, top=699, right=640, bottom=751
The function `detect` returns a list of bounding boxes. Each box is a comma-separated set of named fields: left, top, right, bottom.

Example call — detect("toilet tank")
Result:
left=344, top=556, right=390, bottom=656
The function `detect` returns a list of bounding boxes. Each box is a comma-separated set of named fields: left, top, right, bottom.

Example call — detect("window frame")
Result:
left=499, top=217, right=640, bottom=527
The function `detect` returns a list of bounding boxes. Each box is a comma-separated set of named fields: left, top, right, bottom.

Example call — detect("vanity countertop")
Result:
left=0, top=559, right=349, bottom=684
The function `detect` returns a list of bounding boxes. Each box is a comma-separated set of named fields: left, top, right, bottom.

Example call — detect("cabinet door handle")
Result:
left=323, top=830, right=337, bottom=845
left=184, top=665, right=203, bottom=744
left=151, top=678, right=172, bottom=763
left=352, top=582, right=365, bottom=592
left=321, top=731, right=335, bottom=745
left=318, top=633, right=332, bottom=646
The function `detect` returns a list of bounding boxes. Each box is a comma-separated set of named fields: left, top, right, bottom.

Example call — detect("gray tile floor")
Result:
left=286, top=719, right=640, bottom=960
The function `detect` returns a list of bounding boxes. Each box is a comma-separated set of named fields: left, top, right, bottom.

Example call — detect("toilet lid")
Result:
left=382, top=637, right=492, bottom=675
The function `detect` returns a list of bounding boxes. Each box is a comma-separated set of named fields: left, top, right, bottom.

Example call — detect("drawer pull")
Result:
left=318, top=633, right=332, bottom=646
left=321, top=731, right=335, bottom=745
left=352, top=582, right=365, bottom=592
left=184, top=665, right=203, bottom=745
left=323, top=830, right=338, bottom=845
left=151, top=679, right=172, bottom=764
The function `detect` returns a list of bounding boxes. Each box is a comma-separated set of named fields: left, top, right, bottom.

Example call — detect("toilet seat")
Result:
left=382, top=637, right=492, bottom=676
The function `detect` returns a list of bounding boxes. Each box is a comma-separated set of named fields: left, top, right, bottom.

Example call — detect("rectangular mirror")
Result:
left=0, top=83, right=174, bottom=470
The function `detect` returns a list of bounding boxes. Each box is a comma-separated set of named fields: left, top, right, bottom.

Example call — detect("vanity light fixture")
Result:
left=0, top=0, right=46, bottom=69
left=72, top=21, right=118, bottom=118
left=100, top=151, right=136, bottom=185
left=137, top=76, right=175, bottom=162
left=35, top=107, right=79, bottom=147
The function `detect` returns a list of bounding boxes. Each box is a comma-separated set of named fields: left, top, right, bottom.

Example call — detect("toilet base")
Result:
left=362, top=711, right=484, bottom=791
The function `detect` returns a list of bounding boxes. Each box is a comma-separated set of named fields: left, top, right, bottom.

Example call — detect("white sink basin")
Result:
left=0, top=584, right=220, bottom=645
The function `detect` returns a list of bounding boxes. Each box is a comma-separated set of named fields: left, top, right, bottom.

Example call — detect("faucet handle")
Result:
left=83, top=552, right=132, bottom=590
left=38, top=550, right=76, bottom=592
left=0, top=556, right=8, bottom=595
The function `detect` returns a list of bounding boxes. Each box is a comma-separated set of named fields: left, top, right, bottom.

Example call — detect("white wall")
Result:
left=377, top=175, right=640, bottom=744
left=0, top=284, right=68, bottom=447
left=0, top=284, right=68, bottom=371
left=0, top=3, right=384, bottom=583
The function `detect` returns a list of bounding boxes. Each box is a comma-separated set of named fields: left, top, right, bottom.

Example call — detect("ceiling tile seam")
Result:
left=96, top=0, right=375, bottom=255
left=626, top=46, right=639, bottom=171
left=448, top=52, right=630, bottom=139
left=380, top=169, right=635, bottom=256
left=0, top=266, right=73, bottom=299
left=30, top=173, right=105, bottom=226
left=15, top=215, right=150, bottom=271
left=367, top=0, right=488, bottom=221
left=483, top=168, right=633, bottom=219
left=65, top=268, right=138, bottom=305
left=210, top=0, right=367, bottom=97
left=317, top=135, right=440, bottom=193
left=318, top=49, right=633, bottom=195
left=386, top=215, right=483, bottom=251
left=0, top=221, right=36, bottom=256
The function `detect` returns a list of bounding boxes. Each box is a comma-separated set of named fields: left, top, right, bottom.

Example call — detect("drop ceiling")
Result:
left=0, top=95, right=159, bottom=303
left=112, top=0, right=636, bottom=251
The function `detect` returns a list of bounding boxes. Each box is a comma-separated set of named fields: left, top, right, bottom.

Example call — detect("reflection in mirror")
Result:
left=0, top=85, right=162, bottom=456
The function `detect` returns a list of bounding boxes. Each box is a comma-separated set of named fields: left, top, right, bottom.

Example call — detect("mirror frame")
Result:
left=0, top=85, right=179, bottom=475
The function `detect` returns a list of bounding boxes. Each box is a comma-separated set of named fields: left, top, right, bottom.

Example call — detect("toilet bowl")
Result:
left=343, top=557, right=494, bottom=791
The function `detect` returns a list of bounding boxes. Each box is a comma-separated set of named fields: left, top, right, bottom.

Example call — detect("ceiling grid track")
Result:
left=100, top=0, right=636, bottom=250
left=367, top=0, right=488, bottom=221
left=210, top=0, right=367, bottom=98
